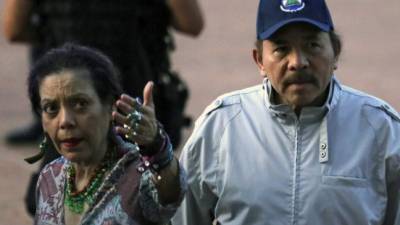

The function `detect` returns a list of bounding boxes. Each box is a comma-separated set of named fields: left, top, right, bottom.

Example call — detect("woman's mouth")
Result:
left=61, top=138, right=83, bottom=148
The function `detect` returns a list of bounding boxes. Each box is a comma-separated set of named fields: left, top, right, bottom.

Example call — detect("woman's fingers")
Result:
left=114, top=110, right=154, bottom=140
left=119, top=94, right=137, bottom=106
left=143, top=82, right=155, bottom=108
left=116, top=95, right=154, bottom=117
left=113, top=110, right=146, bottom=128
left=112, top=111, right=128, bottom=126
left=116, top=98, right=136, bottom=115
left=112, top=86, right=158, bottom=145
left=114, top=124, right=154, bottom=145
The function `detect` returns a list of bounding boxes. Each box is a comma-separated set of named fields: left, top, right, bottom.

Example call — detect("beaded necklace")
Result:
left=64, top=149, right=116, bottom=214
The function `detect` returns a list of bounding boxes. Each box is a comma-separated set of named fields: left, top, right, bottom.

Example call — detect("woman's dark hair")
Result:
left=28, top=43, right=122, bottom=116
left=255, top=30, right=343, bottom=59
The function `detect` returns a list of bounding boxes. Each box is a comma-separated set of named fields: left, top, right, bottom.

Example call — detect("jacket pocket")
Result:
left=322, top=175, right=367, bottom=187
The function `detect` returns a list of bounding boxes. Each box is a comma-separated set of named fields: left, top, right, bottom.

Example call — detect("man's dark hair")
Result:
left=255, top=30, right=342, bottom=59
left=28, top=43, right=122, bottom=116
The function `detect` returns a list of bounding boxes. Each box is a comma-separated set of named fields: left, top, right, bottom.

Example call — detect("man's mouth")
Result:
left=289, top=80, right=312, bottom=85
left=284, top=72, right=317, bottom=88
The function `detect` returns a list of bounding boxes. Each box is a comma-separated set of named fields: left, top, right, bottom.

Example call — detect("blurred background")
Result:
left=0, top=0, right=399, bottom=224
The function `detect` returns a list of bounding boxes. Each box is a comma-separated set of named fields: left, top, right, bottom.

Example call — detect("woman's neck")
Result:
left=71, top=145, right=109, bottom=191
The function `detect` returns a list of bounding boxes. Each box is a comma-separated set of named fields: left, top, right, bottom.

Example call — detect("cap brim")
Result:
left=258, top=18, right=332, bottom=40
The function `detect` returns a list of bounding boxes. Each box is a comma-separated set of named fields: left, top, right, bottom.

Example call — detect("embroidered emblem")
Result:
left=280, top=0, right=305, bottom=13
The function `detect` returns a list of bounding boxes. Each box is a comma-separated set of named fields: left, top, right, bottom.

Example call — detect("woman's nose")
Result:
left=59, top=107, right=76, bottom=129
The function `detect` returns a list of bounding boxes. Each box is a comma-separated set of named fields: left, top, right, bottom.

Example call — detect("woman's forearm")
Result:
left=154, top=157, right=181, bottom=205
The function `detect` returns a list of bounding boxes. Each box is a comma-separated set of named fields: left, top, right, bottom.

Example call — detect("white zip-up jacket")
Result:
left=172, top=77, right=400, bottom=225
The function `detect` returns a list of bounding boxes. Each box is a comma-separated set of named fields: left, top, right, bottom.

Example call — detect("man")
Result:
left=172, top=0, right=400, bottom=224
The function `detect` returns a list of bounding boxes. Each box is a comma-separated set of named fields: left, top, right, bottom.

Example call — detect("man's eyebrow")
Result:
left=303, top=33, right=321, bottom=40
left=268, top=38, right=288, bottom=45
left=270, top=32, right=321, bottom=44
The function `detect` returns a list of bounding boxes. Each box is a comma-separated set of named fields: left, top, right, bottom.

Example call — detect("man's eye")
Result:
left=272, top=46, right=289, bottom=56
left=308, top=42, right=321, bottom=50
left=274, top=46, right=288, bottom=53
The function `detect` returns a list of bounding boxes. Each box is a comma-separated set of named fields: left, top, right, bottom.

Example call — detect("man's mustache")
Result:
left=283, top=72, right=318, bottom=88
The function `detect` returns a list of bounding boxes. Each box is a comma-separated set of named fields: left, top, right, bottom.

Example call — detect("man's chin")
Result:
left=287, top=96, right=316, bottom=109
left=287, top=83, right=315, bottom=92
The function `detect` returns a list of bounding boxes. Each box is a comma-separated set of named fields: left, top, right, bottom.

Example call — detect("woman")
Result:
left=3, top=0, right=203, bottom=148
left=26, top=43, right=186, bottom=225
left=4, top=1, right=203, bottom=213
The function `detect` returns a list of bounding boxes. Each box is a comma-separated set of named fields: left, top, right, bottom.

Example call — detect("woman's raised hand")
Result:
left=112, top=82, right=158, bottom=146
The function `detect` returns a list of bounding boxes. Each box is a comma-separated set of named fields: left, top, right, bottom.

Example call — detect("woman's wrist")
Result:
left=139, top=123, right=165, bottom=156
left=136, top=124, right=174, bottom=173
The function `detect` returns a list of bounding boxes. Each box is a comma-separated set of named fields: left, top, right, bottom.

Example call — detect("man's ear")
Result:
left=333, top=56, right=339, bottom=70
left=252, top=49, right=267, bottom=77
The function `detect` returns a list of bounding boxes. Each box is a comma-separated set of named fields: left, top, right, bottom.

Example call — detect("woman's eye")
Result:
left=42, top=103, right=58, bottom=115
left=73, top=99, right=89, bottom=110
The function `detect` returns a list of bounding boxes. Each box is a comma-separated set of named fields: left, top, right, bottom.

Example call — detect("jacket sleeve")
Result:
left=383, top=118, right=400, bottom=225
left=171, top=109, right=223, bottom=225
left=383, top=142, right=400, bottom=224
left=172, top=96, right=241, bottom=225
left=172, top=140, right=219, bottom=225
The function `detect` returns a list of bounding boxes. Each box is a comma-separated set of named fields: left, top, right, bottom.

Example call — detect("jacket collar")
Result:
left=262, top=76, right=341, bottom=122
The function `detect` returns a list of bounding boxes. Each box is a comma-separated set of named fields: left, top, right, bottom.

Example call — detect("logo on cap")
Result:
left=280, top=0, right=305, bottom=13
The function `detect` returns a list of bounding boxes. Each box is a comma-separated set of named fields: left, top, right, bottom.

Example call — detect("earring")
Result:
left=24, top=136, right=49, bottom=164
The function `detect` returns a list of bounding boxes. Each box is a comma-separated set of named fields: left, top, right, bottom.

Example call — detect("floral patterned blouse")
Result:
left=34, top=137, right=186, bottom=225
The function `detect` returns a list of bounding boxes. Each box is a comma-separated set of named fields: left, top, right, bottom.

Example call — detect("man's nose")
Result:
left=288, top=49, right=309, bottom=71
left=59, top=107, right=76, bottom=129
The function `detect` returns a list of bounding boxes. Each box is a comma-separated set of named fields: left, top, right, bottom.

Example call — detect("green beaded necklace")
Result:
left=64, top=150, right=115, bottom=214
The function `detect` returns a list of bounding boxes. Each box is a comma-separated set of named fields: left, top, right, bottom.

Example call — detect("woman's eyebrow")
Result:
left=40, top=98, right=55, bottom=104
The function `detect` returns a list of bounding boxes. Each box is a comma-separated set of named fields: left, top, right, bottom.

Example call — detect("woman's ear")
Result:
left=252, top=49, right=267, bottom=77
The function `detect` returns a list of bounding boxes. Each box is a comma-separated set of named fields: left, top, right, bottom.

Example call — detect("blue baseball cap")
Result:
left=257, top=0, right=334, bottom=40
